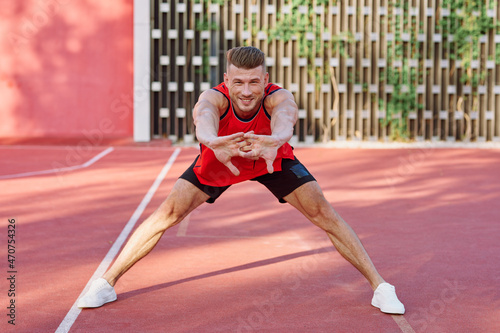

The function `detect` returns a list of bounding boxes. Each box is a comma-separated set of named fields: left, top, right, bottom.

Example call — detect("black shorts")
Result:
left=179, top=156, right=316, bottom=204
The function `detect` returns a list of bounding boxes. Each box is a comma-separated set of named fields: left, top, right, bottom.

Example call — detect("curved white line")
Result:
left=0, top=147, right=114, bottom=180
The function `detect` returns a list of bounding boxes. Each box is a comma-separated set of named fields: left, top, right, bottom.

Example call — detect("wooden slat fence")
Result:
left=150, top=0, right=500, bottom=143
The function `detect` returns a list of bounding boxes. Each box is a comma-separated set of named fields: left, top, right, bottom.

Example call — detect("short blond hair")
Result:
left=226, top=46, right=266, bottom=71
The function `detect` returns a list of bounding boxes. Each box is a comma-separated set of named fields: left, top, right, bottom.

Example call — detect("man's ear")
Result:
left=264, top=72, right=269, bottom=85
left=224, top=72, right=229, bottom=86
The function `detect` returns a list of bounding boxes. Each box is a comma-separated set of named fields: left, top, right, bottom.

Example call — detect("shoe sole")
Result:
left=78, top=292, right=117, bottom=308
left=371, top=301, right=405, bottom=315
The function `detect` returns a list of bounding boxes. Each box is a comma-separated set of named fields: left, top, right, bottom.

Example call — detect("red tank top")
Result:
left=193, top=82, right=295, bottom=186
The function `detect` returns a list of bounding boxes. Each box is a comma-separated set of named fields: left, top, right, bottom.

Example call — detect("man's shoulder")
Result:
left=265, top=82, right=282, bottom=94
left=212, top=82, right=228, bottom=94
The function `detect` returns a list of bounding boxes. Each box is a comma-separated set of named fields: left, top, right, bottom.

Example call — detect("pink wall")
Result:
left=0, top=0, right=134, bottom=140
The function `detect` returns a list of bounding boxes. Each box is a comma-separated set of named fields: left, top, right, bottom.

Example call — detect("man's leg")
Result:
left=283, top=181, right=405, bottom=314
left=78, top=179, right=209, bottom=308
left=283, top=181, right=383, bottom=289
left=103, top=179, right=209, bottom=285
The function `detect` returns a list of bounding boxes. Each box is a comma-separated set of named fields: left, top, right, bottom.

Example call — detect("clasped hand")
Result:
left=210, top=131, right=279, bottom=176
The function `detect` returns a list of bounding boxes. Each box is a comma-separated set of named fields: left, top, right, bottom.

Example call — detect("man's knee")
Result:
left=298, top=191, right=340, bottom=228
left=305, top=199, right=332, bottom=225
left=154, top=199, right=187, bottom=227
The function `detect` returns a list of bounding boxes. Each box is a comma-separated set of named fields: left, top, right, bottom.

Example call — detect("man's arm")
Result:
left=193, top=89, right=248, bottom=176
left=268, top=89, right=299, bottom=146
left=193, top=89, right=224, bottom=145
left=241, top=89, right=298, bottom=173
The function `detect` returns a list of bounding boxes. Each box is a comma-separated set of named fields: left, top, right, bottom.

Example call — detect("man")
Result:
left=78, top=46, right=405, bottom=315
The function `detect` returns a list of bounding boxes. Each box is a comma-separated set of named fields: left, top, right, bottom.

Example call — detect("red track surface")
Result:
left=1, top=145, right=499, bottom=332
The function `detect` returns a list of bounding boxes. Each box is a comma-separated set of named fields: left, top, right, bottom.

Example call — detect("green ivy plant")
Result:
left=439, top=0, right=497, bottom=87
left=436, top=0, right=498, bottom=140
left=379, top=0, right=422, bottom=140
left=193, top=0, right=223, bottom=77
left=266, top=0, right=350, bottom=91
left=190, top=0, right=498, bottom=142
left=264, top=0, right=355, bottom=141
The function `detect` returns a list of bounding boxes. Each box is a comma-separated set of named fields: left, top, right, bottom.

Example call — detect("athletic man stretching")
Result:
left=78, top=46, right=405, bottom=314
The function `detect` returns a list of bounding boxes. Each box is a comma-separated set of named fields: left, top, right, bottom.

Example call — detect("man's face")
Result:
left=224, top=64, right=269, bottom=119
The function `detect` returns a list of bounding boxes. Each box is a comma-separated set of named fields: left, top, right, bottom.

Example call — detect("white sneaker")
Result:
left=77, top=278, right=117, bottom=308
left=371, top=282, right=405, bottom=314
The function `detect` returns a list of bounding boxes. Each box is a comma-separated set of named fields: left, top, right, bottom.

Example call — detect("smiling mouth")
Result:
left=240, top=98, right=253, bottom=104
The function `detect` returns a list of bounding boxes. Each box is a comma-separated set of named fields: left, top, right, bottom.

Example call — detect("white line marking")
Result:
left=0, top=147, right=114, bottom=180
left=176, top=212, right=191, bottom=237
left=55, top=147, right=181, bottom=333
left=0, top=145, right=76, bottom=150
left=0, top=145, right=186, bottom=151
left=392, top=315, right=416, bottom=333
